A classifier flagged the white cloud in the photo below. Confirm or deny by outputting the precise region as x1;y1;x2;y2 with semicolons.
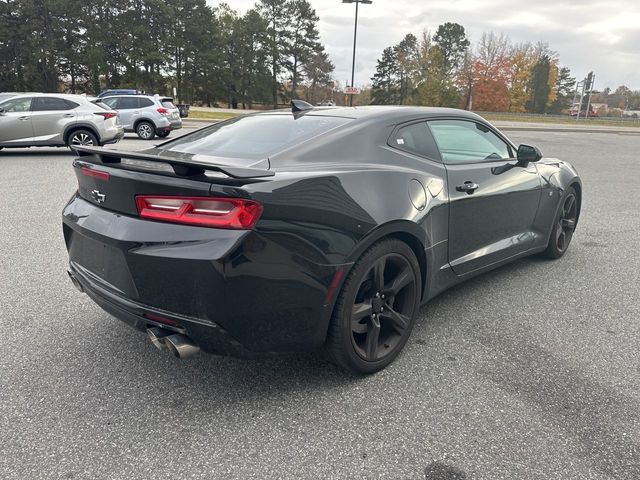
210;0;640;89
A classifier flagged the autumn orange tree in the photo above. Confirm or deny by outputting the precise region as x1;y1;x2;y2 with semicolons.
371;25;575;114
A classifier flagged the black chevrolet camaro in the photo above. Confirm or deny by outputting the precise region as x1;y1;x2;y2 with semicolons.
63;102;581;373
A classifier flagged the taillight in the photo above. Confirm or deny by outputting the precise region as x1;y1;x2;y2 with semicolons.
94;112;118;120
80;166;110;181
157;107;169;115
135;196;263;230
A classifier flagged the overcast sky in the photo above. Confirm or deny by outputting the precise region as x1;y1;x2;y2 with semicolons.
210;0;640;90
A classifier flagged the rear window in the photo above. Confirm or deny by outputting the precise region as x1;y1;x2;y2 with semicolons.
161;114;350;159
161;99;176;109
93;101;113;111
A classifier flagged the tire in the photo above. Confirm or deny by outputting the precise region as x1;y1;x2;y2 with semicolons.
542;186;578;259
325;239;421;374
67;129;99;148
156;131;170;138
136;121;156;140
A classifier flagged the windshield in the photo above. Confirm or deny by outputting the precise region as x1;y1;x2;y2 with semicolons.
0;93;18;104
161;114;350;159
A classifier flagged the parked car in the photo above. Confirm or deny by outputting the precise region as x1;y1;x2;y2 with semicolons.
0;93;124;150
63;102;582;374
100;94;182;140
97;89;140;98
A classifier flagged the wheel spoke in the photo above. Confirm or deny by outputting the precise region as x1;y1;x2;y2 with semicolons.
561;219;576;230
385;266;412;296
564;195;575;216
364;317;381;360
382;306;409;333
557;230;566;250
351;302;372;323
555;222;563;243
372;257;386;292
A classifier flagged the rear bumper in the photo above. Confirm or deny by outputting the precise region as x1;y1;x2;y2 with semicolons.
102;130;125;145
62;195;348;356
68;263;259;357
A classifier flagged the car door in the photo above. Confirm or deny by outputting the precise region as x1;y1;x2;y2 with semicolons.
0;97;34;145
428;119;541;276
115;97;140;130
30;97;78;145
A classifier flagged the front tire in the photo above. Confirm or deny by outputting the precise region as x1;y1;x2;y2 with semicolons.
543;186;578;259
325;239;421;374
68;130;98;148
136;121;156;140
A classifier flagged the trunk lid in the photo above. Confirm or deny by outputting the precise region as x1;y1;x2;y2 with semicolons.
72;146;273;217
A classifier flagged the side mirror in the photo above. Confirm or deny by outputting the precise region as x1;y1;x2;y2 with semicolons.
0;107;5;114
517;144;543;165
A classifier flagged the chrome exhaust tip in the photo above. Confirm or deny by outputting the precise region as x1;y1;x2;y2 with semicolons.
67;270;84;293
147;327;172;351
164;334;200;359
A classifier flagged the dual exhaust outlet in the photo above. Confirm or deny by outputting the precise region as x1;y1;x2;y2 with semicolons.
68;269;199;359
147;327;200;359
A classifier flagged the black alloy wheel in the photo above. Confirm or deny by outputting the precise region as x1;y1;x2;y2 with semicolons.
544;186;578;259
326;239;421;374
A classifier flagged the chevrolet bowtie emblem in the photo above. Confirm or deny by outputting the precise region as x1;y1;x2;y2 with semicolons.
91;189;106;204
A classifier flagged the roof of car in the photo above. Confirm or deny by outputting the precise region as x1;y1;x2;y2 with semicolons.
100;94;171;99
0;92;97;101
266;105;485;122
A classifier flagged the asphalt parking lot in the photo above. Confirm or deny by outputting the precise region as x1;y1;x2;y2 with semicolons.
1;128;639;480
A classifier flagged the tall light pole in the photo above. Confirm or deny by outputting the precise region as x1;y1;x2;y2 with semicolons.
343;0;372;107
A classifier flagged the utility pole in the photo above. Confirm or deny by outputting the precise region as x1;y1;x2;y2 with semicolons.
343;0;372;107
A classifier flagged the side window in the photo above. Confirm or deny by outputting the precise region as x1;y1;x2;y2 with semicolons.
392;122;441;160
101;98;118;108
32;97;74;111
428;120;512;163
117;97;139;110
138;98;154;108
1;97;32;112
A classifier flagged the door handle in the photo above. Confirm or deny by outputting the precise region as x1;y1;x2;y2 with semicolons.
63;113;75;117
19;116;30;121
456;182;479;194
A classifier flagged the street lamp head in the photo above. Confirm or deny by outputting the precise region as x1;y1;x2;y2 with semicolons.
342;0;373;4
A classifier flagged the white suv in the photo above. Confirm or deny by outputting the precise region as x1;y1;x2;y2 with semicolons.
0;93;124;150
100;95;182;140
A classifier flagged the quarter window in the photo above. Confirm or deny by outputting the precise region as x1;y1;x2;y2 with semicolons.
428;120;512;163
392;122;441;160
138;98;154;108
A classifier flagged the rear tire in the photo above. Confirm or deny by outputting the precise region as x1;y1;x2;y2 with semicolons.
542;186;578;259
136;121;155;140
325;239;421;374
68;129;98;148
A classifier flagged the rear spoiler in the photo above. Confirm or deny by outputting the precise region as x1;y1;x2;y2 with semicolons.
72;146;274;179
